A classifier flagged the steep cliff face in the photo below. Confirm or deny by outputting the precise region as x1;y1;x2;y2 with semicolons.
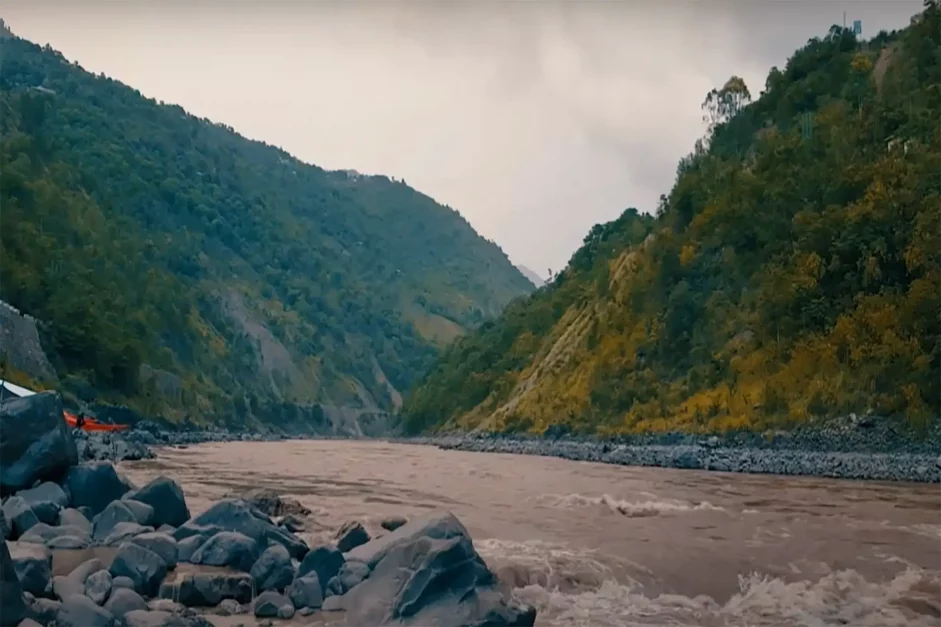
0;33;533;426
403;8;940;435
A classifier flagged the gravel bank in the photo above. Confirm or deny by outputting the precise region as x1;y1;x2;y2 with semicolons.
100;415;941;483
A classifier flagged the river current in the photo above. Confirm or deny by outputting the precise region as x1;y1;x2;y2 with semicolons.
122;440;941;627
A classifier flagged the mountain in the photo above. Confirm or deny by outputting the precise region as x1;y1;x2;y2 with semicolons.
0;30;534;427
402;4;940;436
516;265;545;288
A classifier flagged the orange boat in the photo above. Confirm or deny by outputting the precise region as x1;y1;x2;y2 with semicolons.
2;379;129;432
64;410;130;433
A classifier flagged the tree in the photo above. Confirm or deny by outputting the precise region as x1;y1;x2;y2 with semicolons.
702;76;752;134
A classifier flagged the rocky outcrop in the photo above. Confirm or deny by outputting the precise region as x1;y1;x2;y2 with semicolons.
0;392;77;495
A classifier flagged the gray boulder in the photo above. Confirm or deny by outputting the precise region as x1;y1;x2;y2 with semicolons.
296;545;344;590
187;500;307;559
103;522;155;546
7;542;52;596
57;593;116;627
93;501;139;540
176;536;206;563
335;520;370;553
249;544;295;592
189;531;259;572
19;523;90;547
112;576;136;590
1;497;39;539
85;569;113;605
1;540;27;626
103;587;148;617
381;515;408;532
121;500;155;527
333;559;369;594
253;590;294;619
342;510;537;627
109;542;167;597
223;488;310;517
0;392;78;496
16;482;68;524
58;508;93;534
16;482;69;508
160;572;253;607
124;477;188;528
131;532;178;570
287;574;323;610
63;462;130;515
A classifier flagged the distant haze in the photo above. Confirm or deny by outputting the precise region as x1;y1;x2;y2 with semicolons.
0;0;921;272
517;265;546;288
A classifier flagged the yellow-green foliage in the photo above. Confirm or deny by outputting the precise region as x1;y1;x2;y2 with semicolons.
402;7;940;435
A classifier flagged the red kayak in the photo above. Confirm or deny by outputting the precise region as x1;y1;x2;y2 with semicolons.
64;411;129;432
2;379;129;432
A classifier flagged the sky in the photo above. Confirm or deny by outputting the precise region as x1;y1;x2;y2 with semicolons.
0;1;923;276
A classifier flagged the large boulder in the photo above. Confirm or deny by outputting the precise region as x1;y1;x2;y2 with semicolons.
19;522;91;548
1;496;40;539
59;508;93;534
124;477;189;528
93;501;139;541
331;559;369;595
287;574;323;610
102;522;154;547
103;587;148;618
345;510;471;569
341;510;537;626
84;569;113;605
223;488;310;517
63;462;131;515
335;520;370;553
296;545;344;592
16;482;69;525
189;531;260;572
160;572;253;607
0;540;28;626
109;542;167;597
187;499;307;559
253;590;294;619
250;543;295;592
121;500;155;527
0;392;78;496
57;593;116;627
7;541;52;596
130;532;178;570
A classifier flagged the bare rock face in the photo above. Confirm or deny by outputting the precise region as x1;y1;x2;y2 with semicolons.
0;392;77;496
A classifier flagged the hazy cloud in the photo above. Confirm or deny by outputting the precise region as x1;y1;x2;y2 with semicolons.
0;0;921;273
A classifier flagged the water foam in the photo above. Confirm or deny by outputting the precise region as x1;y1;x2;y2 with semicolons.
511;567;941;627
479;537;940;627
532;492;726;517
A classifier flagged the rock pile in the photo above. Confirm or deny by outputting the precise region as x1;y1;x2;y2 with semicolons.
1;390;536;627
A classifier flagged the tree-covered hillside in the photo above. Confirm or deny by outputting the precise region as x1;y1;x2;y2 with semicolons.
0;30;533;425
402;4;940;436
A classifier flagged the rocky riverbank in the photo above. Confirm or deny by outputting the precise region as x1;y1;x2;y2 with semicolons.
409;416;941;483
0;391;537;627
53;395;941;483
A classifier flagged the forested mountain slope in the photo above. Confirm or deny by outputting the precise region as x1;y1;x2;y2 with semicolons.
403;5;940;436
0;29;533;425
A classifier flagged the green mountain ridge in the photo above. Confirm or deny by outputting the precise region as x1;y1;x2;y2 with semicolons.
402;4;940;436
0;30;534;426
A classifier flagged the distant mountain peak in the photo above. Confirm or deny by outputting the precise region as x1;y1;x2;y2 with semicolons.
516;265;545;287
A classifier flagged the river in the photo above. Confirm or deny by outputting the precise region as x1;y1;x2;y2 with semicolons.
121;440;941;627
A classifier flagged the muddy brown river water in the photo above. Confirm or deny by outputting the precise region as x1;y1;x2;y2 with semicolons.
120;440;941;627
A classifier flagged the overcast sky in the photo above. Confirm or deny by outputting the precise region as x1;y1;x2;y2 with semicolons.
1;1;922;275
